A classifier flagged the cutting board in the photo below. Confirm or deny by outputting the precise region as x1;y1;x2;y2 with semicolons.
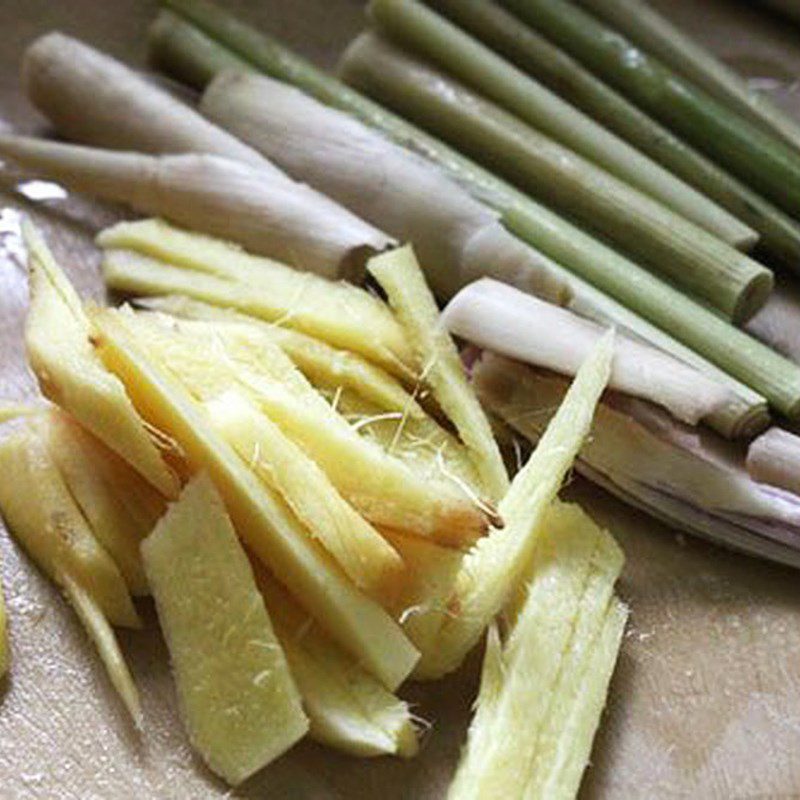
1;1;800;798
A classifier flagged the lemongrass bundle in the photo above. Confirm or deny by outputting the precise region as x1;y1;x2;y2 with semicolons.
747;428;800;497
368;0;755;250
500;0;800;217
150;2;800;420
476;354;800;569
0;136;392;280
443;278;732;427
578;0;800;155
340;31;773;324
427;0;800;272
200;71;569;303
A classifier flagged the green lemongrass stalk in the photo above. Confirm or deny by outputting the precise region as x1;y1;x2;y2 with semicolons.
579;0;800;155
200;71;569;303
426;0;800;273
499;0;800;217
0;136;392;280
148;10;250;90
151;1;800;418
341;31;773;324
368;0;755;251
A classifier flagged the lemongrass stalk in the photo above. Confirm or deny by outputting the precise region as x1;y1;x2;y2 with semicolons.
578;0;800;155
427;0;800;273
443;278;732;426
559;267;770;439
500;0;800;217
0;136;392;280
746;276;800;366
152;2;800;417
148;10;250;91
22;32;269;170
201;70;569;303
341;32;773;324
747;428;800;496
477;354;800;569
368;0;755;250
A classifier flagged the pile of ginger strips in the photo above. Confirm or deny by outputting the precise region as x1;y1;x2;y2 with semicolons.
0;216;626;798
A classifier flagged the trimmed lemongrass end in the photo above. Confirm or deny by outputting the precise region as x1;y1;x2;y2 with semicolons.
747;427;800;496
0;135;392;281
339;30;774;325
367;0;758;252
443;278;732;426
21;31;268;169
368;246;509;502
148;9;251;91
200;69;570;304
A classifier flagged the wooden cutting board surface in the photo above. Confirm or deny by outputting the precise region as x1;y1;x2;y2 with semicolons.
1;1;800;798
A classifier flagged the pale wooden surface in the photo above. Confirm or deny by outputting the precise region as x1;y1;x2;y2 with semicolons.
1;1;800;798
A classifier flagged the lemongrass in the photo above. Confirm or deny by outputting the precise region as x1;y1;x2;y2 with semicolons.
501;0;800;217
200;70;569;303
22;32;269;170
561;268;770;439
427;0;800;272
0;136;392;280
149;10;251;91
746;276;800;366
747;428;800;496
443;278;732;426
578;0;800;155
152;2;800;417
341;32;773;324
476;354;800;569
368;0;755;250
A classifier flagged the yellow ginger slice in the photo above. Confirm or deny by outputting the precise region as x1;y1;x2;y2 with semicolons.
23;221;178;498
141;474;308;785
256;567;418;758
62;572;142;727
416;333;614;679
114;309;490;547
447;503;626;800
98;219;413;372
368;245;508;501
47;411;165;595
91;308;419;689
205;390;403;594
0;425;139;628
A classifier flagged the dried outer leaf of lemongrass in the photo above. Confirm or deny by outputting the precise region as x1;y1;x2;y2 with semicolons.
205;390;404;595
0;136;393;281
747;428;800;497
136;296;426;417
368;0;756;251
141;474;308;785
97;220;414;375
23;221;179;498
92;307;420;690
256;567;418;758
443;278;732;426
477;354;800;569
200;70;570;304
368;246;509;502
415;331;614;679
448;502;625;800
22;32;267;169
61;572;142;728
115;308;490;548
0;426;140;629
